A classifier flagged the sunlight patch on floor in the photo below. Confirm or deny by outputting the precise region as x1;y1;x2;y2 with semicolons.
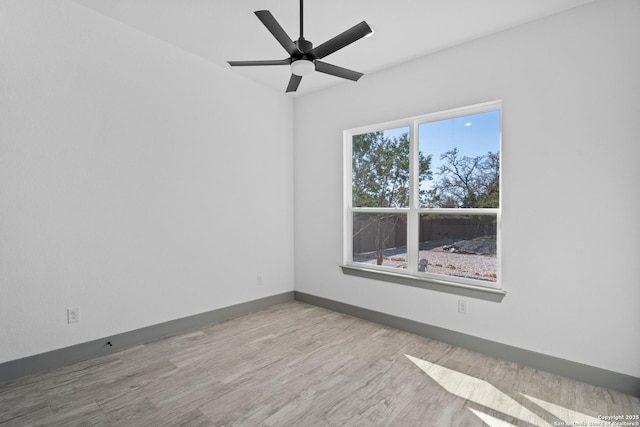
405;354;612;427
468;407;521;427
405;354;551;426
521;393;600;424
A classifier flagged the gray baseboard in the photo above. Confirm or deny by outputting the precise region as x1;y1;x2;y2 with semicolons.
294;291;640;397
0;292;294;385
3;290;638;398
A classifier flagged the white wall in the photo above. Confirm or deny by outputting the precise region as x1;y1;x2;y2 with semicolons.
294;0;640;377
0;1;294;363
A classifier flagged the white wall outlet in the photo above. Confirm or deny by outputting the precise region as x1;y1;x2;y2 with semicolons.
67;308;80;323
458;300;467;315
257;275;263;286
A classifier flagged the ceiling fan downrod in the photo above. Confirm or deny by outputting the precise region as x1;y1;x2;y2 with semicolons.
299;0;304;39
296;0;312;53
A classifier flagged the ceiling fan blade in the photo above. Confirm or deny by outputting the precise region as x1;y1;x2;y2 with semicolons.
315;61;364;81
286;74;302;92
310;21;372;59
228;59;292;67
255;10;301;57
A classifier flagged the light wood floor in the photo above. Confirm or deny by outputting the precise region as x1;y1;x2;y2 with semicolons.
1;301;638;426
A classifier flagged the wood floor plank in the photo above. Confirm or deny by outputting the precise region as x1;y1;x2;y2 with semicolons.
0;405;52;427
32;400;111;427
1;301;638;426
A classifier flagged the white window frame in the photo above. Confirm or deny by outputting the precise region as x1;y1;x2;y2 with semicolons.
342;101;506;301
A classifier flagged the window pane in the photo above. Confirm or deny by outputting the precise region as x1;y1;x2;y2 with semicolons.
352;127;410;208
418;214;497;282
353;213;407;268
419;111;500;208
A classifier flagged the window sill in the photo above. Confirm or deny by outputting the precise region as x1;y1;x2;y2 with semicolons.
340;265;506;303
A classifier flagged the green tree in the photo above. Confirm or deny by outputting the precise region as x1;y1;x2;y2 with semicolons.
430;148;499;208
352;131;432;207
475;151;500;208
352;131;432;264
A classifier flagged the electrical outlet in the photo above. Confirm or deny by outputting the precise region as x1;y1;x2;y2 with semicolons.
67;308;80;323
458;300;467;315
257;275;263;286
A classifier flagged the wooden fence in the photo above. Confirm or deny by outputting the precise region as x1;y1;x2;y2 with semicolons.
353;216;496;254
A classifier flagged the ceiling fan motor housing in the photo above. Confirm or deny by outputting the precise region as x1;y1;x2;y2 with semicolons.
296;38;313;53
291;38;315;76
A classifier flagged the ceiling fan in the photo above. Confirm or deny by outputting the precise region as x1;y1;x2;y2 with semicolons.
228;0;373;93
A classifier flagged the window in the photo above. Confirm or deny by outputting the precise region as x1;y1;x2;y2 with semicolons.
343;101;502;296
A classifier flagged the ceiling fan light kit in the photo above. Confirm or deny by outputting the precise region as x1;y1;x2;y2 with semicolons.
291;59;315;77
228;0;373;93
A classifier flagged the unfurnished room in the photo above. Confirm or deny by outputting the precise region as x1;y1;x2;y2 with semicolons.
1;0;639;425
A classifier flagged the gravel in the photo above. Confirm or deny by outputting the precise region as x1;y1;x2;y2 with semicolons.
355;238;497;282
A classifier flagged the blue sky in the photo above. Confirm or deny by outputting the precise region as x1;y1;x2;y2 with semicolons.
419;110;500;163
382;110;500;192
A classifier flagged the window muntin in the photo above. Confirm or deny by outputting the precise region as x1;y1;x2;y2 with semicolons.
344;101;501;289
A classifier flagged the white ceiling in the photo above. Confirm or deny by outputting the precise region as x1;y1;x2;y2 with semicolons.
72;0;597;96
